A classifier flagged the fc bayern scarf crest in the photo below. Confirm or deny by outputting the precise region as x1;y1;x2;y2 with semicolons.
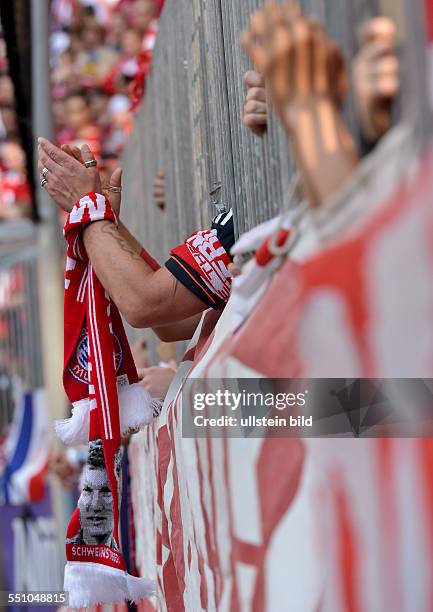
59;193;157;608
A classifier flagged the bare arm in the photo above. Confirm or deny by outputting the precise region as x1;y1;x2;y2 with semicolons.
153;313;202;342
242;6;358;209
82;220;207;328
284;99;357;208
38;139;209;330
117;219;145;256
115;221;202;338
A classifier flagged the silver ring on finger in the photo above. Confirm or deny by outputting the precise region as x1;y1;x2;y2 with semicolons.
84;159;97;168
108;185;122;193
42;167;50;179
41;178;48;188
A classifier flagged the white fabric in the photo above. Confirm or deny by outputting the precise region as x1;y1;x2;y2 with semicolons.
128;123;420;611
56;383;160;445
64;561;155;609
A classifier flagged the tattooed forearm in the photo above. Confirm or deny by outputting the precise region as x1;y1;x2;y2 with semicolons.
99;221;142;261
171;276;179;300
82;219;206;327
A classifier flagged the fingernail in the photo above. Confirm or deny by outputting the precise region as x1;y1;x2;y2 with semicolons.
82;144;90;152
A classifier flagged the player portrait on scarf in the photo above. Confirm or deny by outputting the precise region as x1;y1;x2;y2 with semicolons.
55;185;157;607
67;438;122;550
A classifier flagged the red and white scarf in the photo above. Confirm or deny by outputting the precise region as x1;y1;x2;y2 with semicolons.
59;193;157;608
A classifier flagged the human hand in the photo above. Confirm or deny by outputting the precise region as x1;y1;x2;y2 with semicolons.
60;143;123;216
49;450;78;490
242;2;357;208
38;137;101;212
228;262;241;278
137;366;175;400
102;167;122;217
153;170;166;209
131;337;149;369
353;17;398;142
241;2;348;129
243;70;268;137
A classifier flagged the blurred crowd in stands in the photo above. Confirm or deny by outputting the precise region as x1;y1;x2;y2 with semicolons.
0;0;164;222
51;0;164;174
0;35;31;221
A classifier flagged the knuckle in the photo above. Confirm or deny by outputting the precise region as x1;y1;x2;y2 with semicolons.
293;23;311;45
244;70;262;87
244;100;257;113
386;57;399;71
247;87;260;100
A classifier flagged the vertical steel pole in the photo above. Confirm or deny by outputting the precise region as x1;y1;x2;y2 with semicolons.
30;0;65;420
30;0;69;571
31;0;56;222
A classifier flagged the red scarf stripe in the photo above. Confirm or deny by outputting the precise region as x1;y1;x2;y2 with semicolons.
88;269;114;440
61;193;154;606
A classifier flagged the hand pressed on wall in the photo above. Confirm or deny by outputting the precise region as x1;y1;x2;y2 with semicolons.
353;17;399;143
243;70;268;137
137;366;176;401
241;2;348;127
50;449;79;490
241;2;358;208
153;170;166;209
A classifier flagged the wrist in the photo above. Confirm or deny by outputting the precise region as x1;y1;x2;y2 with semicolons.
65;193;117;233
281;98;358;208
280;95;337;134
82;218;113;237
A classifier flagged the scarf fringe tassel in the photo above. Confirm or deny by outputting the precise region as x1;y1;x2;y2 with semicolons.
64;561;155;609
56;383;162;445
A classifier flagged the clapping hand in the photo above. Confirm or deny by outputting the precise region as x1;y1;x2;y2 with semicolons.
38;138;101;212
38;138;123;215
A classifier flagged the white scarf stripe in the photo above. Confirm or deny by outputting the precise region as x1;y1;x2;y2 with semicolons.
220;209;233;226
87;272;109;440
77;265;89;303
90;269;113;440
66;257;77;271
88;270;112;440
89;271;113;440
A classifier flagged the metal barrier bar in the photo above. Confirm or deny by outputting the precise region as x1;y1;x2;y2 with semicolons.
0;222;43;431
122;0;382;246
